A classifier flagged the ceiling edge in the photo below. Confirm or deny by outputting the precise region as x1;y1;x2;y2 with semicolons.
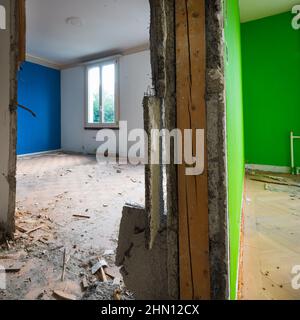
26;54;62;70
26;43;150;71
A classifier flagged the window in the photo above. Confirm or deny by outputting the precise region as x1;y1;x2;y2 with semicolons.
0;5;6;30
86;58;119;129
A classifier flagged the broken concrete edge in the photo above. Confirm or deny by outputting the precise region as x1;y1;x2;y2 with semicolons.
0;0;18;242
116;204;170;300
143;96;162;250
8;0;19;238
205;0;229;300
149;0;179;300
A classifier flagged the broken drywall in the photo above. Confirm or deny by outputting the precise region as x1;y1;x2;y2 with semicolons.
116;204;170;300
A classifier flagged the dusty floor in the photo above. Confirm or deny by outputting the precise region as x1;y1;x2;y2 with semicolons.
0;152;145;300
240;172;300;300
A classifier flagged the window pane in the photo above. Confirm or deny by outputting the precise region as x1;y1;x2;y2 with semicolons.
88;67;100;124
102;64;115;124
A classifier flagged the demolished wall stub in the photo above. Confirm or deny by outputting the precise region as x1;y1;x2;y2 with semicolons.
116;0;179;300
205;0;229;300
116;0;230;301
0;0;19;242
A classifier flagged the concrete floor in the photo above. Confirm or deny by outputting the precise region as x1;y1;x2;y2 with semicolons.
0;152;144;300
240;174;300;300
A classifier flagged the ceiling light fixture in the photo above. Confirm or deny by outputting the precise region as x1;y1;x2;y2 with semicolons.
65;16;83;27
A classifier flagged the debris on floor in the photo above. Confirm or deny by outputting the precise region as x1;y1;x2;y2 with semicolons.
248;171;300;188
265;183;300;195
82;282;134;301
0;153;144;300
240;173;300;300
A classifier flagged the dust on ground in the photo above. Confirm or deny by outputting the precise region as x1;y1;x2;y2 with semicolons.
0;152;144;300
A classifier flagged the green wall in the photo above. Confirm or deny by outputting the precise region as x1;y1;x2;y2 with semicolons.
242;12;300;168
224;0;245;300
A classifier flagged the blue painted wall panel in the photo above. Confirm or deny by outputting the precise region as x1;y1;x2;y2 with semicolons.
17;61;61;155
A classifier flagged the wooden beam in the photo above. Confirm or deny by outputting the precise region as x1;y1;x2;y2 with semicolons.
176;0;210;300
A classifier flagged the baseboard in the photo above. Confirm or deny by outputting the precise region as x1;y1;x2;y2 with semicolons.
17;149;62;158
245;164;290;174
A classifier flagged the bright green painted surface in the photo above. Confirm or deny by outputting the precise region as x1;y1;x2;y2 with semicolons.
242;12;300;168
224;0;245;300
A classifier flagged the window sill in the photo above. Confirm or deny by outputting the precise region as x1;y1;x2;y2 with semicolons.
84;126;120;131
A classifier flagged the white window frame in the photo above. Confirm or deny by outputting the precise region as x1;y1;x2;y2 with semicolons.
85;57;120;129
0;5;6;30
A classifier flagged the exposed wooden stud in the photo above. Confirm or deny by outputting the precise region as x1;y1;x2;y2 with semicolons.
176;0;210;300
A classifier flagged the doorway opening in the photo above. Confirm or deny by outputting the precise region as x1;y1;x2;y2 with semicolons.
224;0;300;300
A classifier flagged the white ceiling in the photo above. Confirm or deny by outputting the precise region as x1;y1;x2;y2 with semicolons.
240;0;300;23
26;0;150;66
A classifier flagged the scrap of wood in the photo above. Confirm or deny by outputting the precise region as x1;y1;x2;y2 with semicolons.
61;249;71;282
91;259;108;282
0;255;15;260
91;259;108;275
72;214;91;219
104;267;118;280
26;226;43;235
38;238;48;245
4;263;23;273
113;289;121;301
99;266;108;283
16;225;28;233
250;177;300;188
265;183;300;194
81;277;89;291
53;290;77;301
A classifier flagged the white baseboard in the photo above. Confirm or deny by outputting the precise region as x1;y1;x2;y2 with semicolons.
17;149;62;158
245;164;290;174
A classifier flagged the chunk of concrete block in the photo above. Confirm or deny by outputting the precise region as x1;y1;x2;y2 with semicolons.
116;204;169;300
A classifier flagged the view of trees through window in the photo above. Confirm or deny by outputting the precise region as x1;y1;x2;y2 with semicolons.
93;93;115;124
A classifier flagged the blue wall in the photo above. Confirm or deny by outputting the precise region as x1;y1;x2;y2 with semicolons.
17;61;61;155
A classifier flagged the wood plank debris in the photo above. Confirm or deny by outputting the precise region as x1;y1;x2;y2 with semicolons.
53;290;77;301
72;214;91;219
81;277;89;291
249;174;300;188
4;263;23;273
26;226;43;235
61;248;71;282
91;259;108;282
16;225;28;233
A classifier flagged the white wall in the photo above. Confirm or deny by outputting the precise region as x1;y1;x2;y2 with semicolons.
0;0;10;228
61;50;152;157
